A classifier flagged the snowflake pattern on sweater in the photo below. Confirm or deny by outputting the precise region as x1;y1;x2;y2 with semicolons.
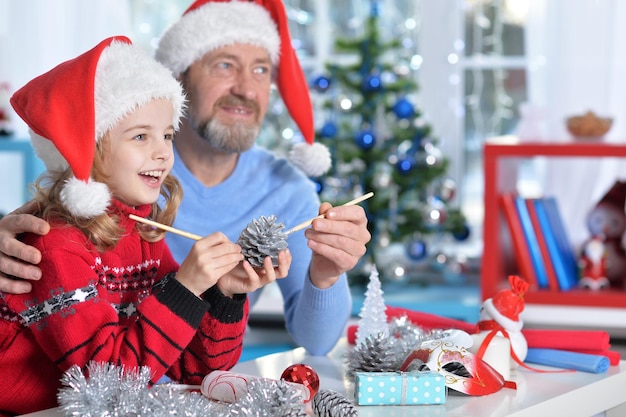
18;284;98;327
0;200;248;416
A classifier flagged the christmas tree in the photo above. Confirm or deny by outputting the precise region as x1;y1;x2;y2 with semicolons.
355;265;388;347
309;2;468;283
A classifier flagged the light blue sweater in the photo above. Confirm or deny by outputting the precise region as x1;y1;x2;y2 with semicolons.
166;145;352;355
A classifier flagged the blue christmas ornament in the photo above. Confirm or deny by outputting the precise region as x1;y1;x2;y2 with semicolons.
319;121;338;138
406;237;427;260
395;156;414;174
312;177;324;193
392;97;415;119
453;223;471;241
311;75;332;92
354;129;376;150
370;1;380;17
362;74;382;92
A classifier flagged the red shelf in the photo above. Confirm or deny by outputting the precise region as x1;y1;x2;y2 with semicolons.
484;139;626;158
524;289;626;308
481;136;626;314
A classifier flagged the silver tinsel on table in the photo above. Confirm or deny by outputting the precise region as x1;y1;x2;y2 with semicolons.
57;362;357;417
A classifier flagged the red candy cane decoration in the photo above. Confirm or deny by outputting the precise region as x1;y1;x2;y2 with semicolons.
199;370;310;403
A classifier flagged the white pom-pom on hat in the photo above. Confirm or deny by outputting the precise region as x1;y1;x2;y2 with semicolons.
156;0;331;177
10;36;185;218
60;177;112;219
289;142;332;178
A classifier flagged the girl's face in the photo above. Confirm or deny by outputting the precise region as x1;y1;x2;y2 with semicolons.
101;98;175;207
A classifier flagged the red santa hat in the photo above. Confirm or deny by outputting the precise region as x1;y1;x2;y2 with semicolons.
155;0;331;177
10;36;185;218
482;275;529;332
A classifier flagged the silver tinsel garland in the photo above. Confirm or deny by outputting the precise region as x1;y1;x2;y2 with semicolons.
57;362;357;417
237;215;288;267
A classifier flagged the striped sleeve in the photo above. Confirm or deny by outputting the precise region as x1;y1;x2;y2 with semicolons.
6;248;205;386
165;286;248;384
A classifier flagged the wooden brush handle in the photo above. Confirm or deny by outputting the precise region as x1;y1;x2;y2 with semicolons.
284;192;374;235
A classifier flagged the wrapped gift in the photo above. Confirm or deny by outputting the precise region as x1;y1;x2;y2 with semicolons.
354;371;446;406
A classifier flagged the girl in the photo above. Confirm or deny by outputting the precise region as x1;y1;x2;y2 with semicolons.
0;36;290;415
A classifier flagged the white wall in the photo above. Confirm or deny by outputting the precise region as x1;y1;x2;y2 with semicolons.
0;152;26;215
0;0;132;212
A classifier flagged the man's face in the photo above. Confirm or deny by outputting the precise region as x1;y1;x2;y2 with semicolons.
182;43;273;153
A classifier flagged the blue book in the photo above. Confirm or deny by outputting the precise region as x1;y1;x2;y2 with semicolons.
533;198;577;290
514;196;550;289
540;197;579;289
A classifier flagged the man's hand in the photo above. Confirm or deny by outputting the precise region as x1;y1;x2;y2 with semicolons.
305;203;370;289
0;201;49;294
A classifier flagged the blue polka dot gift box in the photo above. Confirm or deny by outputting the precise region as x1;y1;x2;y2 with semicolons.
355;371;446;406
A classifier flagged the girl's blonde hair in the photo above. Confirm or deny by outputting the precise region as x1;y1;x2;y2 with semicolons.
31;135;182;252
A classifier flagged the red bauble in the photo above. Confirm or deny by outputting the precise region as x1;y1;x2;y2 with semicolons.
280;363;320;402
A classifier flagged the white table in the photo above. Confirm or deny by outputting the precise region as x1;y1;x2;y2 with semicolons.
19;339;626;417
233;340;626;417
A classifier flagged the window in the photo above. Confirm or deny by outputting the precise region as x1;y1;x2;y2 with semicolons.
461;0;528;237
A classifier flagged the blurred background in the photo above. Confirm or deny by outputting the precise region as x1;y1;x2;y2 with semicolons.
2;0;626;357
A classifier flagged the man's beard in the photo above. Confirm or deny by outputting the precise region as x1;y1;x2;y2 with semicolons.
195;118;260;154
192;95;261;153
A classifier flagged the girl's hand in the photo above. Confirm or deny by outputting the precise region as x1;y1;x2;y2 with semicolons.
175;232;243;297
218;249;292;298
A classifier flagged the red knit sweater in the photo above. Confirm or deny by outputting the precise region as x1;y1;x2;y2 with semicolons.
0;200;248;416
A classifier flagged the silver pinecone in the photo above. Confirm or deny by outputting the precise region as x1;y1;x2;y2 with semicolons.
344;332;400;378
313;389;358;417
237;215;288;267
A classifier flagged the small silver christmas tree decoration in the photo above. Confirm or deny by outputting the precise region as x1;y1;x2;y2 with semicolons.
355;264;388;347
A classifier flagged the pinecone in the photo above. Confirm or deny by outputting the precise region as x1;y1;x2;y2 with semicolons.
237;215;288;267
279;408;309;417
313;390;358;417
344;332;400;378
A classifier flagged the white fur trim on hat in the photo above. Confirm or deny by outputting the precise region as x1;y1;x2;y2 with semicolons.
96;40;186;141
156;1;280;76
482;298;524;333
60;177;112;219
289;142;331;177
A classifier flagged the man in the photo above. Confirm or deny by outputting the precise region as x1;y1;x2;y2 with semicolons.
0;0;370;356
